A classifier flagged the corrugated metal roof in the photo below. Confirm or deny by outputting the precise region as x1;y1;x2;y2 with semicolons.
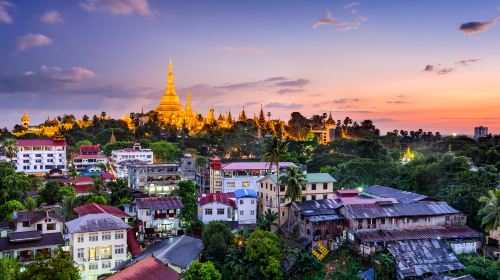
0;232;64;251
356;227;481;243
74;203;129;218
9;230;41;242
234;188;257;198
221;161;296;170
266;173;337;184
362;185;428;203
344;201;460;219
108;255;179;280
135;197;183;211
14;210;64;224
388;239;464;279
293;199;343;211
17;139;67;147
66;213;130;233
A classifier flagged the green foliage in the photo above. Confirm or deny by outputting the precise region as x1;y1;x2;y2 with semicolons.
39;181;64;205
479;189;500;233
0;200;23;221
61;195;79;219
57;186;76;200
245;230;283;279
182;261;222;280
280;166;306;202
21;196;39;211
149;141;182;162
257;209;279;231
292;253;325;280
175;180;198;226
108;179;132;206
0;163;34;202
102;141;132;156
202;221;234;265
86;195;109;205
18;249;80;280
448;254;500;280
0;255;19;280
75;140;92;151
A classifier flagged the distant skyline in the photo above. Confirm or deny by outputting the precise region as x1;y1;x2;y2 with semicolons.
1;0;499;135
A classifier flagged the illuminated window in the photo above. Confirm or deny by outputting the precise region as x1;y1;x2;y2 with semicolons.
227;182;236;187
242;181;250;187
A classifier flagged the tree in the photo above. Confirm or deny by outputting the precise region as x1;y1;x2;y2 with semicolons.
182;261;222;280
0;255;19;280
21;196;39;211
150;141;182;162
86;195;109;205
57;186;76;200
0;200;23;221
479;189;500;233
280;166;306;202
39;181;63;205
245;230;282;279
202;221;234;265
292;253;325;280
257;209;279;231
262;136;289;224
175;180;198;226
61;195;79;219
1;138;18;168
108;179;132;206
91;175;106;196
19;249;80;280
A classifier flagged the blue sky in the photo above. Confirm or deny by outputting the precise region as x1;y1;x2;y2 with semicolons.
1;0;499;134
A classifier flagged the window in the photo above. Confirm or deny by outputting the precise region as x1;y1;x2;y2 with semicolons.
323;183;328;190
35;154;41;157
89;263;98;270
239;200;244;205
279;185;285;192
368;218;376;229
23;221;30;227
77;234;84;242
380;218;386;225
281;211;285;217
403;217;410;223
77;248;84;259
46;223;56;230
391;218;396;224
115;260;123;267
242;181;250;187
445;215;450;221
323;195;328;199
23;154;29;158
251;199;255;205
217;208;225;215
115;231;124;239
311;195;316;200
115;245;124;254
239;210;244;215
227;182;236;187
102;261;111;269
279;197;285;204
260;183;264;189
250;210;255;215
311;184;316;191
358;220;363;229
89;233;98;242
315;229;321;236
102;232;111;240
23;160;29;163
425;217;431;222
412;217;419;223
205;208;213;215
301;185;306;191
302;196;306;201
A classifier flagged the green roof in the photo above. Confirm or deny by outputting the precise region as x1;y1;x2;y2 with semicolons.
266;173;336;184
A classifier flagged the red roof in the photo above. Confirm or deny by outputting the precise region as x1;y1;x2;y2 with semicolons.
80;144;99;154
72;184;95;193
198;193;236;207
72;154;107;160
107;255;179;280
221;161;295;170
127;228;142;257
101;172;115;180
74;203;129;218
17;139;67;147
68;176;94;184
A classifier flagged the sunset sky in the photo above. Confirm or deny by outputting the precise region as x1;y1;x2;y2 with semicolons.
1;0;499;135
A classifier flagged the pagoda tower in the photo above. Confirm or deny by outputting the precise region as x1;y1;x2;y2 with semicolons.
258;104;266;128
21;112;30;129
182;92;196;128
156;59;184;121
238;107;248;122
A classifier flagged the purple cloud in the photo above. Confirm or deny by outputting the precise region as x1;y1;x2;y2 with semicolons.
312;10;367;31
40;10;64;24
16;34;52;51
0;1;13;24
459;17;499;34
266;102;303;109
80;0;153;16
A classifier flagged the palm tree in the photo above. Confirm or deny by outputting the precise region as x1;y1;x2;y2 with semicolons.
21;197;39;211
257;209;279;231
91;175;105;196
280;166;306;228
2;138;18;168
61;195;79;219
479;189;500;233
262;136;288;225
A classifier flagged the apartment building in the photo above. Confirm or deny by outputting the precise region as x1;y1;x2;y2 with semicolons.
127;163;180;195
15;137;67;175
111;141;153;178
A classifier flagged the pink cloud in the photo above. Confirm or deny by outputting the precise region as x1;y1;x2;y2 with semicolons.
80;0;153;16
0;1;14;24
40;10;64;24
16;34;53;51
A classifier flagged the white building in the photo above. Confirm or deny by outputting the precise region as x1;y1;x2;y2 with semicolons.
66;213;130;280
15;138;67;175
234;189;257;225
72;145;108;172
197;193;237;224
111;141;153;178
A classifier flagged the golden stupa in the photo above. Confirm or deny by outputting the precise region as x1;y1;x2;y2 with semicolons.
156;59;183;120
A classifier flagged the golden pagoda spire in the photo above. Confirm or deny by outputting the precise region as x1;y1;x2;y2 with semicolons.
156;59;183;120
108;129;117;145
186;92;192;111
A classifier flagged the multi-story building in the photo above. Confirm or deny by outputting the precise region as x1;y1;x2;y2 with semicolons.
258;173;337;226
111;141;153;178
15;137;67;176
127;163;180;195
474;126;488;140
197;193;237;224
179;154;196;180
234;189;258;225
134;196;184;240
0;210;65;262
195;158;210;193
72;145;108;172
66;213;130;280
209;157;297;194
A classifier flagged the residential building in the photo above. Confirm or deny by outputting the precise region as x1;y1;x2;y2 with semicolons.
179;154;196;180
72;144;108;172
107;255;179;280
66;213;130;280
134;196;183;240
258;173;337;226
127;163;180;195
111;141;153;178
0;210;65;262
112;235;203;274
195;158;210;193
474;126;488;140
198;193;237;225
15;137;67;176
234;189;258;225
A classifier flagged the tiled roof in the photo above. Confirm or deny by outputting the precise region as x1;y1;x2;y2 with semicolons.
68;176;94;184
9;230;41;242
14;210;64;224
265;173;336;184
135;196;183;211
425;275;476;280
74;203;129;218
356;227;482;242
362;185;428;203
388;239;465;279
234;188;257;199
198;193;236;207
108;255;179;280
66;213;130;233
101;172;115;180
343;201;461;219
72;184;95;193
72;154;107;160
221;161;296;170
79;145;99;154
0;232;64;251
17;139;67;147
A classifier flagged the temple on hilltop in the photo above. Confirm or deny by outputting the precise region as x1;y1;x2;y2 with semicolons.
12;112;73;137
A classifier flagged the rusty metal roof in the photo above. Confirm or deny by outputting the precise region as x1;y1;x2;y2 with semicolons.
388;239;465;279
356;226;481;242
344;201;460;219
362;185;428;203
108;255;179;280
0;232;64;251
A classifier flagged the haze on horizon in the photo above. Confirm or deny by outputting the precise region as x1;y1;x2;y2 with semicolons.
0;0;499;135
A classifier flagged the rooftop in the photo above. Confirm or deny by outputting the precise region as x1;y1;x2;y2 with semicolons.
14;210;64;224
0;232;64;251
66;213;130;233
198;193;236;207
74;203;129;219
343;201;461;219
108;255;179;280
17;139;67;147
135;196;183;211
234;188;258;199
362;185;429;203
79;144;99;154
356;227;481;243
72;154;107;160
265;172;337;184
221;161;296;170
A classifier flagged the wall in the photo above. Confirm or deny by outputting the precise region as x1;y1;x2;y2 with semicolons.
198;202;235;223
236;197;257;224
